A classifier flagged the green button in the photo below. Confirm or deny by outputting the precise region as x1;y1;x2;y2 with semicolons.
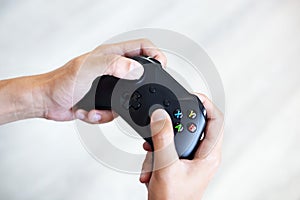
174;123;184;133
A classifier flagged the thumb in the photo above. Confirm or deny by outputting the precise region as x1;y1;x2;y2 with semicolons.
102;54;144;80
77;54;144;87
72;54;144;105
150;109;178;171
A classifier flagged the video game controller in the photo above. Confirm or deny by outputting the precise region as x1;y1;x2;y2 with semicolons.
76;55;207;159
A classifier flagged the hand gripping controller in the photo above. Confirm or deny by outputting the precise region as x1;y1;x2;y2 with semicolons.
76;56;207;159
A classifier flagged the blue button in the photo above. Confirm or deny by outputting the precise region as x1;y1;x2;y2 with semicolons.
173;109;183;119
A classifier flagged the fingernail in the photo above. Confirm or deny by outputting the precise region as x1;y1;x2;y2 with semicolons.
151;109;167;123
140;170;148;179
93;113;101;121
77;111;85;120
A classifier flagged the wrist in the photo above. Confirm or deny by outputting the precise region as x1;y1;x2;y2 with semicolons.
0;74;48;124
13;75;47;120
28;74;51;119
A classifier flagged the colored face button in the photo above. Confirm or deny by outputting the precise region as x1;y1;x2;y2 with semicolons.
187;123;197;133
173;109;183;119
187;109;197;119
174;123;184;133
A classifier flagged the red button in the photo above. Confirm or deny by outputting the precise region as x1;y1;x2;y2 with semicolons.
187;123;197;133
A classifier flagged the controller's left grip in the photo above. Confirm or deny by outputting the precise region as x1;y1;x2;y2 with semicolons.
74;75;120;111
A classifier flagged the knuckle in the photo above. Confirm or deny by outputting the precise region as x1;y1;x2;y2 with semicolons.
114;56;131;68
152;130;171;143
106;55;119;66
199;93;209;101
108;56;126;70
139;38;152;44
93;44;105;52
70;54;86;67
151;120;173;143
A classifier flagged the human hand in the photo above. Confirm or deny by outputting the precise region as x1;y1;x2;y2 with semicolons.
139;94;224;200
36;39;166;123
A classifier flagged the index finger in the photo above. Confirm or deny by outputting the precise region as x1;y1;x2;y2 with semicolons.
193;93;224;159
196;93;223;120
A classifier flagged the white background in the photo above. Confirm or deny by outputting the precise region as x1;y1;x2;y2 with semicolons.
0;0;300;199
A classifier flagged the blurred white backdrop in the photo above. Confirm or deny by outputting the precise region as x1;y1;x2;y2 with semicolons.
1;0;300;199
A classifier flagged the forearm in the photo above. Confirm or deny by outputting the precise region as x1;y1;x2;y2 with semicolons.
0;75;46;124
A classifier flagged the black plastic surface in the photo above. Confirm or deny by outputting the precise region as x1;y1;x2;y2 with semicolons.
75;55;207;159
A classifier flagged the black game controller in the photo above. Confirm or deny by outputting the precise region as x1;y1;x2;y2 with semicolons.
76;55;207;159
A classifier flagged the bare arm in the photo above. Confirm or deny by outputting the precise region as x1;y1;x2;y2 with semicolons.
0;75;46;124
0;39;166;125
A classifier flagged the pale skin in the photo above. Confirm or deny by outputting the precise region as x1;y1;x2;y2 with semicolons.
0;39;224;200
141;94;224;200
